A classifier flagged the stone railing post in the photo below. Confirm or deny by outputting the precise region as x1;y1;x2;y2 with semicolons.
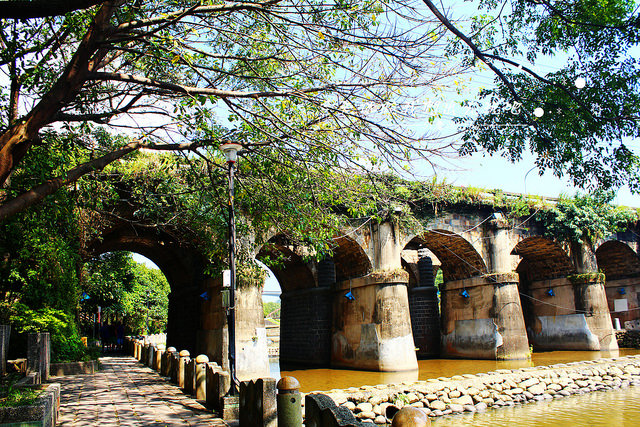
205;362;230;412
184;357;196;394
277;377;302;427
147;344;156;367
195;355;209;401
170;350;180;383
0;325;10;376
239;377;276;427
162;346;176;377
27;332;50;383
177;350;190;389
134;340;141;360
142;343;150;364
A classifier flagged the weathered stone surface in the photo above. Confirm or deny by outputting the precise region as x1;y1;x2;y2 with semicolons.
357;402;374;413
358;411;376;419
528;384;546;395
429;400;446;411
449;404;464;413
519;378;539;388
374;415;386;424
448;390;461;398
475;402;488;411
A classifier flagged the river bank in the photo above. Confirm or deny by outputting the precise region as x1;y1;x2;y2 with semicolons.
312;354;640;425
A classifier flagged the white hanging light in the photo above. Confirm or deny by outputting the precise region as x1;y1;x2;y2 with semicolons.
575;77;586;89
219;142;243;163
533;107;544;118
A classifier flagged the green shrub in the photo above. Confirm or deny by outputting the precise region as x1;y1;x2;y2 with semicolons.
4;303;88;362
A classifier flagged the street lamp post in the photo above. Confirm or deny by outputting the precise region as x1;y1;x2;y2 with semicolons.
220;142;243;395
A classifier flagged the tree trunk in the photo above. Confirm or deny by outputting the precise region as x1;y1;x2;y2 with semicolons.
0;2;119;186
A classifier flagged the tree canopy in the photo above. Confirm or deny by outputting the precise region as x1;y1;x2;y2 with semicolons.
424;0;640;191
0;0;459;221
0;0;638;225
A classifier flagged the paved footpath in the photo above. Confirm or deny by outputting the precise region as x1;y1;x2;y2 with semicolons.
55;356;231;426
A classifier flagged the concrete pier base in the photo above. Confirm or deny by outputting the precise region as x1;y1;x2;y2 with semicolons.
331;273;418;372
441;274;529;360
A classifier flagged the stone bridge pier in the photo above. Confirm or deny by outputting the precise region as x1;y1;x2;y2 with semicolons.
515;238;618;352
427;220;530;360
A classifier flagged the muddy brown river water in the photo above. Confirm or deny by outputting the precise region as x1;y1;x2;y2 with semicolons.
271;349;640;426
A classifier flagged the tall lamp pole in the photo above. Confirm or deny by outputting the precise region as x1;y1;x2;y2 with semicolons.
220;142;243;394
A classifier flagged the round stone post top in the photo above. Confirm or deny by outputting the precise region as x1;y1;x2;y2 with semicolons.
195;355;209;364
391;407;431;427
179;350;190;357
277;376;300;393
167;347;177;352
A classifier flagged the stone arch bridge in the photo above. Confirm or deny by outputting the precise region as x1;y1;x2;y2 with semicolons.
84;202;640;378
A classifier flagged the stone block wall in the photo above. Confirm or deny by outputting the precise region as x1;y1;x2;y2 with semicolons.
280;288;332;366
409;287;440;358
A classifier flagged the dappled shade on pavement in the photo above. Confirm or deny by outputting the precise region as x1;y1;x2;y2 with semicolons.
56;356;229;426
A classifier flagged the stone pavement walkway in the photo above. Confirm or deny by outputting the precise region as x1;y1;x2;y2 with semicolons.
55;356;231;426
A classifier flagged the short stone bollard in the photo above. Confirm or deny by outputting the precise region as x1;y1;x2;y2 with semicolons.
391;407;431;427
184;358;196;395
134;341;141;360
177;350;190;389
239;377;276;427
195;355;209;401
276;376;302;427
154;345;164;372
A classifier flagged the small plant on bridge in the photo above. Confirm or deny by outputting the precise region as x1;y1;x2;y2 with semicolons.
536;191;638;245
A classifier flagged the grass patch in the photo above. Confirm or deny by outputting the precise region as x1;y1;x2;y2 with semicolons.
0;385;41;407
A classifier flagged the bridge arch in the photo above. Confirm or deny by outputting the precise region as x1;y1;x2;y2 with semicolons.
596;240;640;326
405;229;487;282
512;236;574;282
256;235;315;292
596;240;640;281
85;224;209;356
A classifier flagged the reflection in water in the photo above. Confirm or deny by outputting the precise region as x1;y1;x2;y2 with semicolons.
431;385;640;427
272;349;640;393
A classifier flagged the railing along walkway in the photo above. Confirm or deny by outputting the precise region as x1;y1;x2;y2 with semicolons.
56;355;229;426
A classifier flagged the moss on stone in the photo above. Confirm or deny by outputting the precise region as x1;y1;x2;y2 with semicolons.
567;272;606;284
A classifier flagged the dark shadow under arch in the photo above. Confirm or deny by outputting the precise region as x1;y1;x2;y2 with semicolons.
596;240;640;281
86;225;208;353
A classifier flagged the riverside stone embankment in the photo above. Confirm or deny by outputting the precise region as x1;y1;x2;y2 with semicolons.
313;355;640;425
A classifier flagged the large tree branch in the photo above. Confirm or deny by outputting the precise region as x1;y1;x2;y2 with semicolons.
0;140;202;222
0;1;120;186
0;0;104;19
88;71;380;98
51;91;145;124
